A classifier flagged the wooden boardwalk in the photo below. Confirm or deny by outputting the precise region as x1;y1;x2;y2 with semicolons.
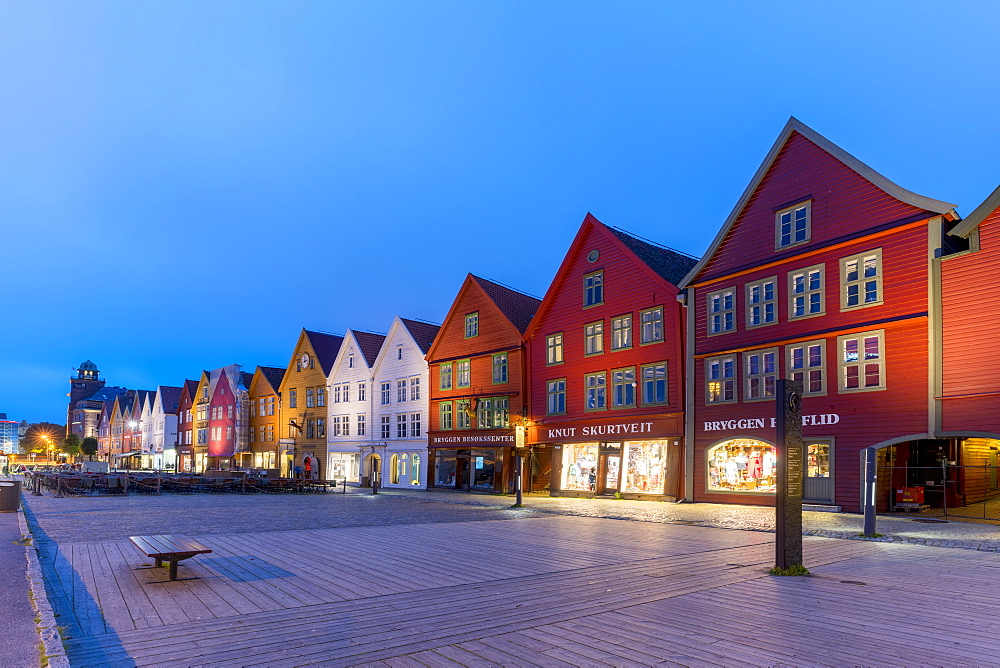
43;515;1000;667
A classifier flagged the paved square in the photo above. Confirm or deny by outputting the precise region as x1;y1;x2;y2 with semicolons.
23;491;1000;667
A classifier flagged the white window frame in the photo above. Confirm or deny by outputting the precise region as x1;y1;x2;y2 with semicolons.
775;201;811;250
611;314;632;350
786;340;826;396
705;354;736;404
584;372;606;412
707;288;736;335
838;330;886;392
547;378;567;415
639;306;664;344
546;333;564;365
584;321;604;355
841;249;883;311
789;264;825;320
410;376;420;400
743;348;778;401
380;382;391;405
745;277;777;328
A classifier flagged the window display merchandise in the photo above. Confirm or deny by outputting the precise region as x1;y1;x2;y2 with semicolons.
562;443;598;491
807;442;830;478
435;450;458;486
623;441;666;494
707;439;776;493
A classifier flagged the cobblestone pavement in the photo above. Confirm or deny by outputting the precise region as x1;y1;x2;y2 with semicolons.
20;484;1000;551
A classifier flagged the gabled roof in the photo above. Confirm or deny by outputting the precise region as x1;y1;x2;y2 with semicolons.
257;366;286;393
524;213;696;341
353;331;387;367
680;117;956;287
80;386;128;403
157;386;183;413
471;275;541;334
304;330;345;376
400;318;441;353
950;184;999;238
183;379;200;397
240;371;254;389
607;228;698;287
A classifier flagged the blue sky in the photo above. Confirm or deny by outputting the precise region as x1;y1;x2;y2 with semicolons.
3;1;998;424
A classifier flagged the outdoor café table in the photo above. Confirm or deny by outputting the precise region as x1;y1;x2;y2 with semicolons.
128;535;212;582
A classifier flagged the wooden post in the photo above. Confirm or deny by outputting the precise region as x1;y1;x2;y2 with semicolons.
775;379;803;570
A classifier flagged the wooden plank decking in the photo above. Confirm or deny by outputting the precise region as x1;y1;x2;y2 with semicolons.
42;515;1000;667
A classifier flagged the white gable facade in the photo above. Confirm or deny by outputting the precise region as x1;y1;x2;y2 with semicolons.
368;317;430;489
151;388;179;471
326;330;381;484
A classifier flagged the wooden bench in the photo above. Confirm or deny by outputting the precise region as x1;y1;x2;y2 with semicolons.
128;535;212;582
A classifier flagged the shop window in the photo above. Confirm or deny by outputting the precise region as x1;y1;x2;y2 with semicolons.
390;454;400;484
439;402;453;430
440;364;453;390
584;271;604;307
456;359;471;388
411;454;421;485
807;442;831;478
641;362;668;406
584;321;604;355
838;330;885;391
707;288;736;335
471;450;496;489
435;450;458;486
585;373;606;411
787;340;825;395
465;312;479;338
789;265;825;319
744;349;777;401
707;439;776;493
841;249;882;310
546;333;564;365
745;277;777;327
640;307;663;344
775;201;811;249
611;367;636;407
547;379;567;415
457;400;472;429
611;314;632;350
623;441;666;494
492;353;508;384
562;443;598;492
706;355;736;403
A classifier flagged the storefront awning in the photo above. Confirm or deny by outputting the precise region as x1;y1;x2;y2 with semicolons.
112;451;141;459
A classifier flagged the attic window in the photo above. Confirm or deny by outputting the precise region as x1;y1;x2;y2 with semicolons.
465;312;479;338
349;355;354;368
397;346;403;360
776;202;811;249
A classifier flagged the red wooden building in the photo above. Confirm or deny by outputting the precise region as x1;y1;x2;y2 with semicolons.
425;274;540;493
681;118;962;512
175;379;198;472
938;184;1000;509
524;214;696;499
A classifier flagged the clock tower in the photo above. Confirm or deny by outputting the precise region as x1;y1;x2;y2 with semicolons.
67;360;107;436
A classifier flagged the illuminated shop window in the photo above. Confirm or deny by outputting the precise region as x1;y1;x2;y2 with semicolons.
623;441;667;494
562;443;598;492
707;439;776;493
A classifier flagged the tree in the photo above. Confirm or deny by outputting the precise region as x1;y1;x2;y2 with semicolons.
62;434;82;460
80;437;99;462
21;422;65;460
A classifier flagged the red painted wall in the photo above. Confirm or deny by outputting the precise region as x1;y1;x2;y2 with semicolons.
941;206;1000;433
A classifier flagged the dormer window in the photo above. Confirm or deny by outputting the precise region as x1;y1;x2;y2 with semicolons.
776;201;811;249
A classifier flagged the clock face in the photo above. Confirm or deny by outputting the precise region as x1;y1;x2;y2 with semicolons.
300;353;310;367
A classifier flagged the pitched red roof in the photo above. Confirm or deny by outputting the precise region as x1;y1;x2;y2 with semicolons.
471;275;541;334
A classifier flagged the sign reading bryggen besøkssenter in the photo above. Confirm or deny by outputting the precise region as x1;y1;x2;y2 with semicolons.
702;414;841;431
430;433;515;445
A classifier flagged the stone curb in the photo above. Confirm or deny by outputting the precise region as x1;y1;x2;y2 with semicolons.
18;494;70;668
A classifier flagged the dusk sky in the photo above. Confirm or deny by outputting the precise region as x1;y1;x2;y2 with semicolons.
3;2;998;424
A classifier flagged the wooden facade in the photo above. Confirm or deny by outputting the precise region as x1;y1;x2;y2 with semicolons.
247;366;285;473
425;274;540;493
525;214;695;499
682;118;958;512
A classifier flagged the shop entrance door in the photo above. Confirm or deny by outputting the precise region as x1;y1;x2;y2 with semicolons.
598;443;622;495
803;441;833;503
456;457;470;490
